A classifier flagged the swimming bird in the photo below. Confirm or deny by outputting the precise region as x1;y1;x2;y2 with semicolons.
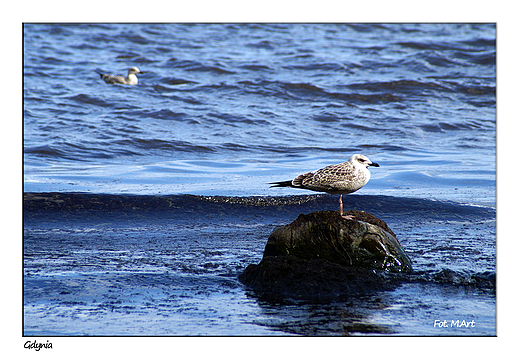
99;66;143;85
270;154;380;219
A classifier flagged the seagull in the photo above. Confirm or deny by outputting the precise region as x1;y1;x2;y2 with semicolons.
270;154;380;219
99;66;143;85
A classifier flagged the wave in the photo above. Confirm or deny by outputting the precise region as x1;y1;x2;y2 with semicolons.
24;192;494;220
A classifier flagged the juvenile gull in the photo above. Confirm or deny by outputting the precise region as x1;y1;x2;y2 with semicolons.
99;66;143;85
270;154;380;219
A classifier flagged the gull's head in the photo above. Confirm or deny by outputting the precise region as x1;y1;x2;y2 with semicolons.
128;67;142;75
350;154;380;168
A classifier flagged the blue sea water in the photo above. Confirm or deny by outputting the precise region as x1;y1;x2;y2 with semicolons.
23;23;496;336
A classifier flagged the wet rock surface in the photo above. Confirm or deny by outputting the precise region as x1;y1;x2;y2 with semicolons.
265;210;412;273
240;210;413;300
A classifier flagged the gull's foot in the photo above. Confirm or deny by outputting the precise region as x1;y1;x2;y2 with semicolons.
341;214;355;220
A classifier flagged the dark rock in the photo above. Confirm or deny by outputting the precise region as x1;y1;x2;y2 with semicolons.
430;269;496;291
264;210;412;273
239;210;412;300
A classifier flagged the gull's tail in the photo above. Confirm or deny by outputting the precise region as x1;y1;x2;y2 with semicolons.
270;180;294;188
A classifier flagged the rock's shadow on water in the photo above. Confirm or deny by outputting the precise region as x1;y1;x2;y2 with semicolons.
249;291;399;335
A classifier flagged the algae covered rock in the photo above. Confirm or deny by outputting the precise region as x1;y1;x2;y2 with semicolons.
263;210;412;273
239;210;412;300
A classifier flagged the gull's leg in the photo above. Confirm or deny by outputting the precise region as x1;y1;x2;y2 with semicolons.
339;194;354;220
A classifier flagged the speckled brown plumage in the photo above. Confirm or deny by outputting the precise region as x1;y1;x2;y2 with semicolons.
271;154;380;217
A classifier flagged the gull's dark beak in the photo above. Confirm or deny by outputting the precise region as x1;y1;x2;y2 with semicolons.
370;162;380;167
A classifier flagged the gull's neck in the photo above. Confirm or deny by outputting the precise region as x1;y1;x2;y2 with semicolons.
127;73;138;85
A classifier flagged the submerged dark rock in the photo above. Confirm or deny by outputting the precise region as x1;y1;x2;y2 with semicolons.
240;210;412;300
239;255;397;301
